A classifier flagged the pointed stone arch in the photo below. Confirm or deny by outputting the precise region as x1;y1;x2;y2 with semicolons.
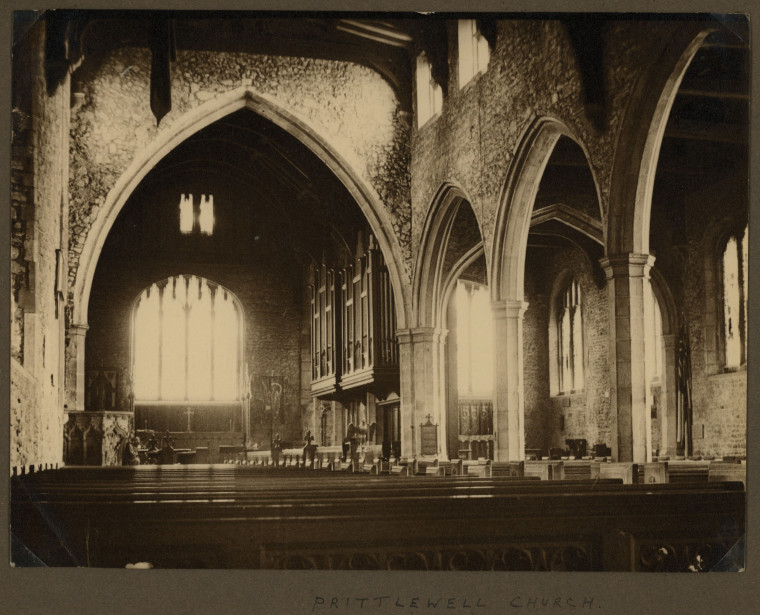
71;87;409;328
491;117;601;305
490;116;601;461
412;181;484;329
68;88;410;411
607;27;712;257
403;181;487;459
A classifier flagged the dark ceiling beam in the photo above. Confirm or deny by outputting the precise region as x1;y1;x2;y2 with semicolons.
414;20;449;95
530;203;604;246
676;77;748;99
43;10;86;95
148;15;176;125
562;16;606;132
134;161;354;259
676;88;749;101
664;122;747;144
335;19;413;48
475;17;498;49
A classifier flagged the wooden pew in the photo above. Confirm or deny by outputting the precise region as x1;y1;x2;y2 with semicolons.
599;462;637;484
563;460;600;480
666;460;710;483
416;458;445;476
525;460;564;480
11;465;744;571
463;458;492;477
708;461;746;486
492;461;525;477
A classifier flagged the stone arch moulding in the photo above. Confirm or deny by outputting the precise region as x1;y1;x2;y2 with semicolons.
607;26;712;257
72;87;410;329
491;116;600;305
411;181;484;329
648;266;677;338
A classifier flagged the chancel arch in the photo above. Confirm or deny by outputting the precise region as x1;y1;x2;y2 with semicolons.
69;89;410;413
82;102;403;457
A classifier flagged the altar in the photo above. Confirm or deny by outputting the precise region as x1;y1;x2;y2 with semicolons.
137;430;246;463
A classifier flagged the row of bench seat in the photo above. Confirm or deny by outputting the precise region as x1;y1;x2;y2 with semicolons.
11;464;744;570
224;450;746;486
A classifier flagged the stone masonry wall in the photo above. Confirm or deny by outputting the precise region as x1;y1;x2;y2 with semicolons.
68;46;412;302
10;23;69;473
523;246;611;454
410;20;673;265
672;176;747;457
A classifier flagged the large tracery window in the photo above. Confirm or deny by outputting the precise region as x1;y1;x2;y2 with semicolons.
722;224;748;370
132;275;241;402
557;278;584;394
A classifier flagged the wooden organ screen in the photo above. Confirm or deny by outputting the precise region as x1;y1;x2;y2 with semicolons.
340;238;398;389
310;262;338;396
309;235;399;397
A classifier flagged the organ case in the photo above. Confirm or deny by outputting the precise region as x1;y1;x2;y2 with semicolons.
309;234;398;399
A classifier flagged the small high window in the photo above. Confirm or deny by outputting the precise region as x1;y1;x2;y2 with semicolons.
416;52;443;128
722;224;748;370
179;194;194;233
199;194;214;235
458;19;490;88
178;193;215;235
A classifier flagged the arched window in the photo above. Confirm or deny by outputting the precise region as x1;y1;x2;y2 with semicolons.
416;52;443;128
455;280;493;396
722;224;748;370
132;275;242;402
556;278;584;394
458;19;490;88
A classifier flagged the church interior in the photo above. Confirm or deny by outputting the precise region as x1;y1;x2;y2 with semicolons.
9;11;748;571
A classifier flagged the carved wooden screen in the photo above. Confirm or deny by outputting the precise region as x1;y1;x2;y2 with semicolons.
310;262;338;395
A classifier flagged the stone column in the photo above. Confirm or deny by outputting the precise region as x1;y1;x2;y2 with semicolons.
66;323;89;411
660;333;678;457
600;254;654;462
397;329;415;458
492;300;528;462
397;327;446;458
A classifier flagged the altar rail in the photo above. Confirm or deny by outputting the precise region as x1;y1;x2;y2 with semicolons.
11;465;744;571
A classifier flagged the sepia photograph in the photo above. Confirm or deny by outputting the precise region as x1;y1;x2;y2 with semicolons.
6;4;752;602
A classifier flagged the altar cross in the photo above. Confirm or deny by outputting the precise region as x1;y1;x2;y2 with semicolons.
184;407;194;432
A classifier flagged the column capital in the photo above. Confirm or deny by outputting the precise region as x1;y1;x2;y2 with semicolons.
396;327;446;345
69;323;89;337
491;300;529;320
600;253;655;280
